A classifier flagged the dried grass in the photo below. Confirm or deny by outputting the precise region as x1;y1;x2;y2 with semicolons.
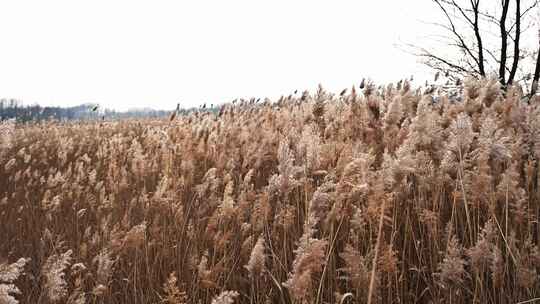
1;78;540;303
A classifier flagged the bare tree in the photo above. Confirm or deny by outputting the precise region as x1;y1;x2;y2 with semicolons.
415;0;540;95
531;17;540;95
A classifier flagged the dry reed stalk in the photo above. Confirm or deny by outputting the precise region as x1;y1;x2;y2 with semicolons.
367;197;387;304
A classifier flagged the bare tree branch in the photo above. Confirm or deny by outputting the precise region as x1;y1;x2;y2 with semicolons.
419;52;478;75
484;48;513;74
414;0;539;94
508;0;539;33
471;0;487;76
440;0;537;33
442;0;476;26
432;0;483;73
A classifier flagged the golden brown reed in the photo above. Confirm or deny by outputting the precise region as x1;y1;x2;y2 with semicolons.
1;78;540;303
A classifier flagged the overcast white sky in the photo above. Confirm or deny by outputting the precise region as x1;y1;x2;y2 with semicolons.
0;0;435;110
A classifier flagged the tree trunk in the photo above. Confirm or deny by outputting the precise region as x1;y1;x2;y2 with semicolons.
531;48;540;97
472;1;486;76
507;0;521;85
499;0;510;85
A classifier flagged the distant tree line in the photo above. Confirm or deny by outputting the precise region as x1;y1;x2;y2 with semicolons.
0;98;177;122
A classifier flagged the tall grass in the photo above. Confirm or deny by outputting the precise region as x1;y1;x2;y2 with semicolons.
1;78;540;303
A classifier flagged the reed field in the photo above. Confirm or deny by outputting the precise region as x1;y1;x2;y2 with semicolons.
2;78;540;304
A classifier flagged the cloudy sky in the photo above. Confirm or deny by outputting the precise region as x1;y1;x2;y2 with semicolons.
0;0;436;110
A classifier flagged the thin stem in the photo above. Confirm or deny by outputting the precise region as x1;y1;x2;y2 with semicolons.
367;197;387;304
